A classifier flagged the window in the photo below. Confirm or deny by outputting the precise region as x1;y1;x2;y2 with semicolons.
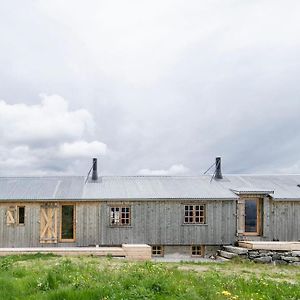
61;205;75;241
244;199;261;235
110;207;131;226
191;245;204;257
184;205;206;224
6;206;25;226
17;206;25;225
152;245;164;257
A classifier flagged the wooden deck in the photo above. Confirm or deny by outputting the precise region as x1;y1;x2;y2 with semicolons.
0;244;152;260
239;241;300;251
0;247;125;257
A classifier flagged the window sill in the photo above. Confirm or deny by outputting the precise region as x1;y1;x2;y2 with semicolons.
243;233;260;236
109;225;132;228
182;223;208;226
60;239;76;243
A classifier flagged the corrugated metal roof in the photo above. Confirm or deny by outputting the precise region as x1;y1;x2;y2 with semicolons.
0;177;84;200
0;174;299;201
83;176;237;200
220;175;300;200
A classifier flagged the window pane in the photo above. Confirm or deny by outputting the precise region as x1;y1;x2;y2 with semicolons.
61;205;74;239
245;200;257;232
18;207;25;224
110;207;130;225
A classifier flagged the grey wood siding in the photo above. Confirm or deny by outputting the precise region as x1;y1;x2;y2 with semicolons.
2;199;300;247
0;200;237;247
270;200;300;241
99;200;236;245
0;203;40;247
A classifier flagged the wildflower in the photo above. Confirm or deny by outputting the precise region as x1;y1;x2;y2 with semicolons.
222;290;232;297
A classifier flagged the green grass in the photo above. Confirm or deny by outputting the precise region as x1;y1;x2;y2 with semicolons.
0;255;300;300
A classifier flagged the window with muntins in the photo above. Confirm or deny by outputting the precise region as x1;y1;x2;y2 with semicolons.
110;207;131;226
152;245;164;256
191;245;203;256
184;205;206;224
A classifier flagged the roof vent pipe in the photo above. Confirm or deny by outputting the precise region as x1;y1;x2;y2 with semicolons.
92;158;98;181
215;157;223;179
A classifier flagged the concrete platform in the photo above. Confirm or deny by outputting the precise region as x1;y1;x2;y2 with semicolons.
239;241;300;251
0;244;152;260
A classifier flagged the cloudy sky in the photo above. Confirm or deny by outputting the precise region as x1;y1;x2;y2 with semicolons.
0;0;300;176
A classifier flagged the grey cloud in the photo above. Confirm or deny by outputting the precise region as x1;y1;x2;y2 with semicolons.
0;1;300;176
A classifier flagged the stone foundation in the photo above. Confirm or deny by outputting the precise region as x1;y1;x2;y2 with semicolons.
220;246;300;265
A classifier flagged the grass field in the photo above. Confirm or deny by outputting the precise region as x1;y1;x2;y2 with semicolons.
0;254;300;300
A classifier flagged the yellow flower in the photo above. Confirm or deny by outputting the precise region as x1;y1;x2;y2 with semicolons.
222;290;232;297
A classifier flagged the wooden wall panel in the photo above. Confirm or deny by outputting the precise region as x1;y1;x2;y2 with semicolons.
0;199;237;247
270;201;300;241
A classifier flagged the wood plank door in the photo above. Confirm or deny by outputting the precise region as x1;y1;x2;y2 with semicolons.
40;203;58;244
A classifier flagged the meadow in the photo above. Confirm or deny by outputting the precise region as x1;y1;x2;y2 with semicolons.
0;254;300;300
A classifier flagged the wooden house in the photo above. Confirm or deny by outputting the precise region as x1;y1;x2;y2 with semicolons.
0;158;300;257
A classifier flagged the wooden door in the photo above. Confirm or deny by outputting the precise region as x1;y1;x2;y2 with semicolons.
40;203;58;244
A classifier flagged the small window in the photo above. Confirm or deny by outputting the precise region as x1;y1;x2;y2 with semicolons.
152;245;164;257
17;206;25;225
61;205;75;241
191;245;204;257
110;206;131;226
184;204;206;224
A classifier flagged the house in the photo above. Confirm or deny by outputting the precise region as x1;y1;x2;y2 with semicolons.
0;157;300;258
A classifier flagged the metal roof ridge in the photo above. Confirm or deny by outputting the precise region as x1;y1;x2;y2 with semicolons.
0;174;300;180
223;173;300;176
0;175;86;179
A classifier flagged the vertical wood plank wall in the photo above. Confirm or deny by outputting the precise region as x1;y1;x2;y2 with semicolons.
1;199;300;247
270;200;300;241
0;200;237;247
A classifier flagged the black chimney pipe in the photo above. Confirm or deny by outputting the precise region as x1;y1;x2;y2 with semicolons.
215;157;223;179
92;158;98;181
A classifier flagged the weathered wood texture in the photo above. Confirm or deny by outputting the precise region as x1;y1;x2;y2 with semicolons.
237;198;300;242
0;200;236;247
269;200;300;241
100;200;236;246
1;198;300;248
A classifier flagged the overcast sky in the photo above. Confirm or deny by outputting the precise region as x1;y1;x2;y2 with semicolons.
0;0;300;176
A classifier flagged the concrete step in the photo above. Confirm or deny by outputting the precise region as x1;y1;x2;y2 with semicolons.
223;245;248;255
218;250;238;259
